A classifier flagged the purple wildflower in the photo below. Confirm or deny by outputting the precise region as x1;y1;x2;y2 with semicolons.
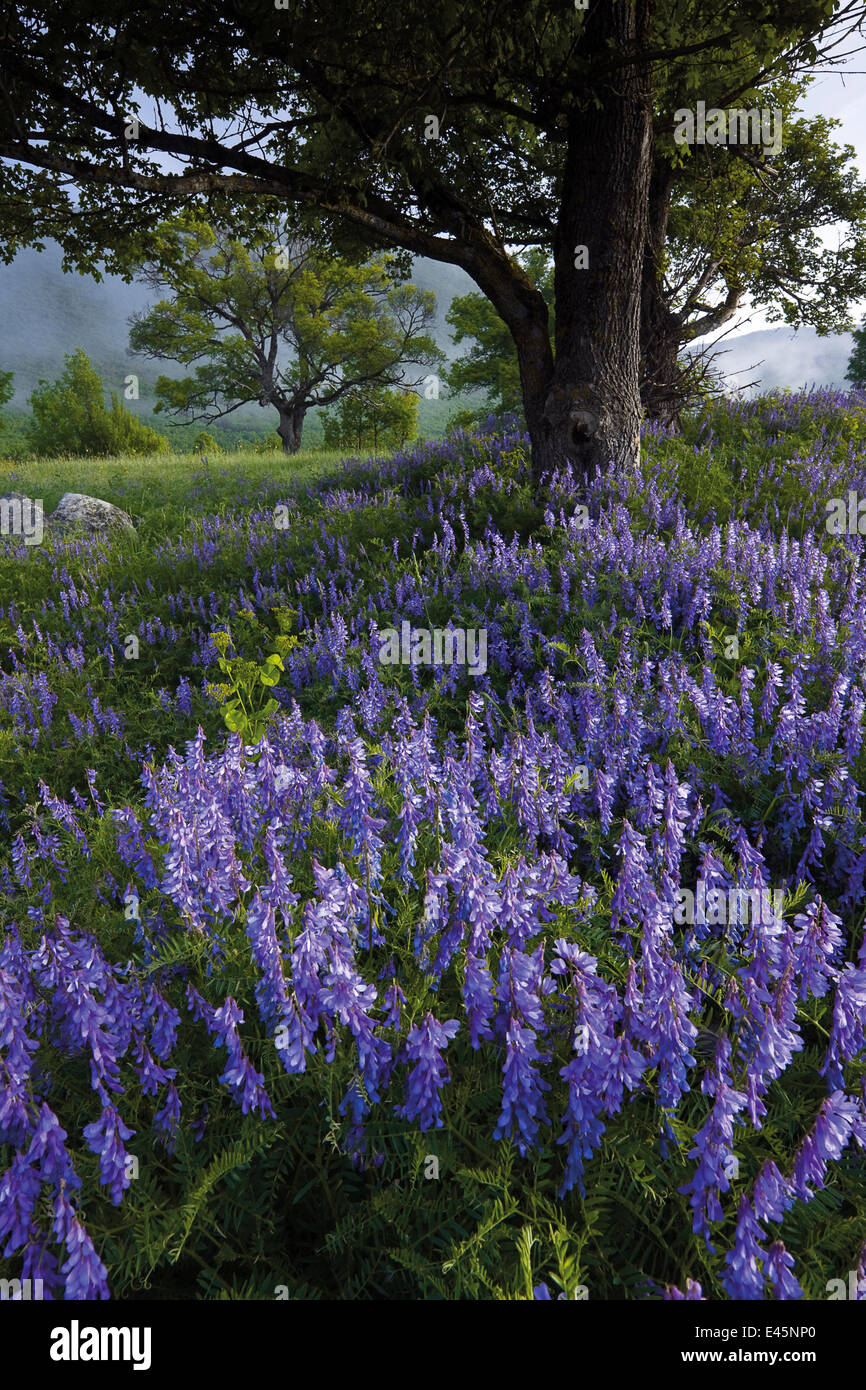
494;1019;551;1156
82;1105;136;1206
766;1241;803;1300
722;1196;767;1300
396;1013;459;1131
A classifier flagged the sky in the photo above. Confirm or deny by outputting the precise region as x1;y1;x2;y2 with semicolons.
724;39;866;339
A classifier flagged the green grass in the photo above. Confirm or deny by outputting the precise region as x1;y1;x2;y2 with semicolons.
0;441;399;813
0;445;365;534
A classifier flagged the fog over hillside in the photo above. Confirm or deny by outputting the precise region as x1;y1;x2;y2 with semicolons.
0;242;476;411
0;240;858;411
688;324;857;396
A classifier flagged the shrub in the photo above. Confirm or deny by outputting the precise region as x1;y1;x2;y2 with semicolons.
27;349;169;457
321;385;418;453
191;430;222;455
0;370;12;427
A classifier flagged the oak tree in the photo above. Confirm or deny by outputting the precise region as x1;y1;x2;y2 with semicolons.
1;0;862;483
128;212;442;453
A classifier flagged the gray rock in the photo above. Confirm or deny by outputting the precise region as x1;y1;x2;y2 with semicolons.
44;492;135;538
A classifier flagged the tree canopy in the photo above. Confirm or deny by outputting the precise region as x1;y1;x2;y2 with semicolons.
445;77;866;424
1;0;863;480
0;370;13;428
641;74;866;417
321;383;419;454
128;212;442;453
27;349;169;457
846;319;866;386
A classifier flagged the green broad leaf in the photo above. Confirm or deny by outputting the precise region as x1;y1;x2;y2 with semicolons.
549;640;580;664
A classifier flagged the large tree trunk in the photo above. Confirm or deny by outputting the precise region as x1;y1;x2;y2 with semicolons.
639;163;684;426
523;0;655;489
276;402;306;454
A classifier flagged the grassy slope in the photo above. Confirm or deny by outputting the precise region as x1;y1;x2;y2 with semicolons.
2;397;866;1300
0;446;356;524
0;443;383;813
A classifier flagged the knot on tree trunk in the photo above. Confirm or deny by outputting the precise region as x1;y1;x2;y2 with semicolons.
542;383;599;442
529;380;641;492
541;382;600;468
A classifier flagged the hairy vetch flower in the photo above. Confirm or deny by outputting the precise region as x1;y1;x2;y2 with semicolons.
722;1196;767;1300
494;1019;551;1156
82;1105;136;1206
766;1241;803;1300
396;1013;459;1131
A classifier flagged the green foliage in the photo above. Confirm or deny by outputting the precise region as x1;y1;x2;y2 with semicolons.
206;608;302;746
27;349;169;457
128;212;443;454
660;77;866;343
250;434;283;454
0;369;12;427
846;318;866;389
191;430;222;455
321;385;418;453
445;407;483;435
444;249;554;423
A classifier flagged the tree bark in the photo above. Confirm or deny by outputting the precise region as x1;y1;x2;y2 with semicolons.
276;402;306;454
524;0;655;489
639;162;685;426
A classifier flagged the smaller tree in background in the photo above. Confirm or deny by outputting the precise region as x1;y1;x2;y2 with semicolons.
846;321;866;389
322;384;418;454
444;249;554;428
28;350;168;457
0;370;13;425
191;430;222;455
129;211;444;455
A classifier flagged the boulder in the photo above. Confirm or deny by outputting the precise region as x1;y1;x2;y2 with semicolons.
44;492;135;538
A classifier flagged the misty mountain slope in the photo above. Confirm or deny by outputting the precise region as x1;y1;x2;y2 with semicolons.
690;324;857;395
0;242;858;425
0;242;160;406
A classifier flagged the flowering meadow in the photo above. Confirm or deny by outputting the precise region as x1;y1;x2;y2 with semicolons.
2;393;866;1301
